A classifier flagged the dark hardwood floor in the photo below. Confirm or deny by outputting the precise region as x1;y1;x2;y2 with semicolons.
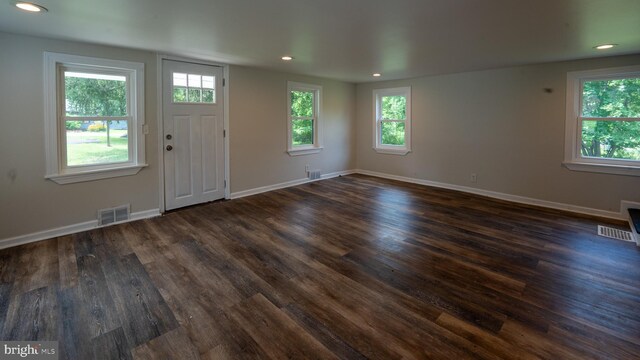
1;174;639;359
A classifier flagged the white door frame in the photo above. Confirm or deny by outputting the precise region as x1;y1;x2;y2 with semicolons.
156;54;230;213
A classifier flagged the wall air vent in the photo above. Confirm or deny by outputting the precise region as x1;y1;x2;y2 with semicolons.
98;204;130;226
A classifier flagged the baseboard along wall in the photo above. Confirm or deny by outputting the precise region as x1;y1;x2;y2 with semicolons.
0;168;627;250
0;209;161;250
353;169;624;220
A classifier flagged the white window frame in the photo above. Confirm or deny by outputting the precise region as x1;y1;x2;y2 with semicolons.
287;81;323;156
564;65;640;177
44;52;147;184
373;87;411;155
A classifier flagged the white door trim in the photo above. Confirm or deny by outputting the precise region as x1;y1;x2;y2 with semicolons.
156;54;230;213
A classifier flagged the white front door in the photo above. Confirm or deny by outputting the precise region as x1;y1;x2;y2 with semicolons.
162;60;225;210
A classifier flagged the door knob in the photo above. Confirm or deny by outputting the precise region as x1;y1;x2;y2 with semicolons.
166;145;173;151
166;134;172;140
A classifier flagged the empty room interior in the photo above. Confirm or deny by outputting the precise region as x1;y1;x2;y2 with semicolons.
1;0;640;359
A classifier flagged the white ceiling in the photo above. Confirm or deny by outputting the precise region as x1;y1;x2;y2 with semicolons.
1;0;639;83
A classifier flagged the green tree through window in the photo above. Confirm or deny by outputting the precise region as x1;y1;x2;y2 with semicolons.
381;95;406;145
65;75;127;117
64;72;129;165
290;90;314;145
581;78;640;160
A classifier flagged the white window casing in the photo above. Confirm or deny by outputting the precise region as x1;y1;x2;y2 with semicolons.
373;86;411;155
44;52;147;184
287;81;323;156
564;65;640;177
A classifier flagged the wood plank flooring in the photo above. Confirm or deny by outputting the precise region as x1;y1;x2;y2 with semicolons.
1;174;639;359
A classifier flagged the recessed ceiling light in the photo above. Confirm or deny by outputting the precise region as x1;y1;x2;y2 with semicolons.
281;56;293;61
594;44;616;50
14;2;48;12
372;73;381;77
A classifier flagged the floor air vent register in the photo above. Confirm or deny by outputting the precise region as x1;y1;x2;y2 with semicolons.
597;225;634;242
308;170;321;180
98;205;130;226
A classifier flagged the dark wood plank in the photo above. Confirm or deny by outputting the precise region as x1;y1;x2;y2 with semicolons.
342;246;507;333
0;174;638;359
282;303;368;360
11;240;59;296
198;310;270;360
142;257;229;354
0;247;19;284
57;286;92;360
289;270;494;359
76;253;121;338
57;235;78;289
92;327;132;360
102;253;178;347
0;282;13;335
228;293;337;359
1;286;57;341
498;320;588;359
435;312;538;360
131;327;199;360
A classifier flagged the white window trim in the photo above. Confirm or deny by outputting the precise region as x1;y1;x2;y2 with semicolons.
44;52;147;184
564;65;640;177
287;81;323;156
373;87;411;155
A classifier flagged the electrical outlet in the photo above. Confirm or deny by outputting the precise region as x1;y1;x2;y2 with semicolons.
470;173;477;183
305;164;310;172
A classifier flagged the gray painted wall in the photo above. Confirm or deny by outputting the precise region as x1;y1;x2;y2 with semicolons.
355;55;640;213
0;32;356;240
1;29;637;242
0;32;160;240
228;65;356;193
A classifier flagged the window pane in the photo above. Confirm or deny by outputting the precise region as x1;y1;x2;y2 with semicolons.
291;91;314;117
173;73;187;87
381;121;406;146
188;74;201;88
381;95;406;120
203;89;215;103
202;76;215;89
582;77;640;117
188;88;202;103
292;119;314;146
581;120;640;160
173;87;187;102
66;120;129;166
64;72;127;117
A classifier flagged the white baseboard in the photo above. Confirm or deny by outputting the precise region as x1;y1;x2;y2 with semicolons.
0;209;161;250
0;168;625;251
354;169;624;220
129;209;162;221
230;170;355;199
231;168;623;220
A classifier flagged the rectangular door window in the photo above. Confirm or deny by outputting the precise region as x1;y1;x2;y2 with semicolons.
172;72;216;104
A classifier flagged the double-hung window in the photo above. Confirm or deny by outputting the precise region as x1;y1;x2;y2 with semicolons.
287;81;322;156
564;66;640;176
373;87;411;155
44;52;146;184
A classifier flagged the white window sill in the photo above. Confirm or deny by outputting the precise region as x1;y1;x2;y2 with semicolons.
562;161;640;177
373;147;410;156
287;147;323;156
46;164;148;184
